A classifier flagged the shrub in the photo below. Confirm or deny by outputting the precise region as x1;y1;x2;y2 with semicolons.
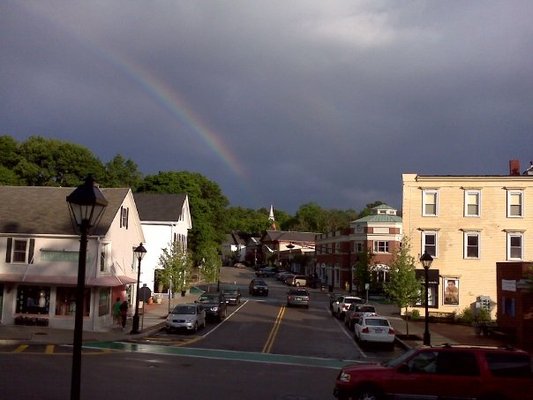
410;309;421;320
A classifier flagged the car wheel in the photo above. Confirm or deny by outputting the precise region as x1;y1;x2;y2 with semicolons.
352;386;383;400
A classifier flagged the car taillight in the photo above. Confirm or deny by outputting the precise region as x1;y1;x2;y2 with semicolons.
362;327;369;333
388;328;395;335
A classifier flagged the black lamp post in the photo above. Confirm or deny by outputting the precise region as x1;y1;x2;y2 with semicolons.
130;243;147;334
420;251;434;346
66;177;108;400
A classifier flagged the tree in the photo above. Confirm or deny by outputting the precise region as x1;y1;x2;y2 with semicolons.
198;244;222;288
353;249;373;296
157;241;194;296
103;154;143;189
225;207;273;234
139;171;229;263
15;136;105;186
384;238;422;336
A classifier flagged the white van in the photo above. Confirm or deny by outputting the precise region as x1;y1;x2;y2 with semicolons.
289;275;308;287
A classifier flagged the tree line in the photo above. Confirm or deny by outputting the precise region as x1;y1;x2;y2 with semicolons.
0;135;383;261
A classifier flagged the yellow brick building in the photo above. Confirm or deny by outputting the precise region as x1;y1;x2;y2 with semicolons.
402;164;533;318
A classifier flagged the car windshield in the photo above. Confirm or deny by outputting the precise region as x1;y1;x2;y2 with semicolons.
223;289;238;294
360;306;375;313
172;305;196;314
289;289;308;295
198;295;219;303
345;297;361;304
383;348;418;367
254;280;266;286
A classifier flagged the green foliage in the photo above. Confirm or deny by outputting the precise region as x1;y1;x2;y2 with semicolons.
225;207;273;234
281;202;359;233
157;241;194;293
197;243;222;284
16;136;105;186
410;309;421;320
384;238;422;314
139;171;229;262
103;154;142;189
353;249;373;296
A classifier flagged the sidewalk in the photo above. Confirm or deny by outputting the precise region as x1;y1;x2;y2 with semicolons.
0;291;201;345
370;298;513;350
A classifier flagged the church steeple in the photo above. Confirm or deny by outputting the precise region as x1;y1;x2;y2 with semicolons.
268;205;278;230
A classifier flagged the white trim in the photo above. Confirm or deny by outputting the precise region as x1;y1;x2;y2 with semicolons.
422;189;438;217
463;231;480;259
506;232;523;260
464;189;481;217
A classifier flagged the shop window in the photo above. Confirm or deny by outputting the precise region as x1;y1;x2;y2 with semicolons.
98;288;110;317
443;278;460;305
55;287;90;316
16;285;50;315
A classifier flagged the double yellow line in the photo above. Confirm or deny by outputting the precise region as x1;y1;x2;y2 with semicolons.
262;305;285;353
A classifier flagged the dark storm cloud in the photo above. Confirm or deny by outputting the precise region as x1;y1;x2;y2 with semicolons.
1;1;532;213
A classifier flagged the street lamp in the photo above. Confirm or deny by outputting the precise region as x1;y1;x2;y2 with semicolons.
130;243;147;334
66;177;108;400
420;251;434;346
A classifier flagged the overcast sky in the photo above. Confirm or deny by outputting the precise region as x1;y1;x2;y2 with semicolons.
2;1;532;214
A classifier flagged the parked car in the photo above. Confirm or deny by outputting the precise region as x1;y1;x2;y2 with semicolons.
287;275;308;287
249;278;269;296
353;313;395;349
286;288;310;308
166;303;206;333
334;344;533;400
344;304;377;331
255;266;278;277
222;286;241;305
283;274;295;285
328;293;343;312
275;271;292;281
195;292;227;321
331;295;363;319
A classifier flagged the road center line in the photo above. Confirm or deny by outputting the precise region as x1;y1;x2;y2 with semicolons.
262;305;285;353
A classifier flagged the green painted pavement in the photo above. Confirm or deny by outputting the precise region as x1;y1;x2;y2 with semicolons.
85;341;360;369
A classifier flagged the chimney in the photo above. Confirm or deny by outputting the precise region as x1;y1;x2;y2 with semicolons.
509;160;520;176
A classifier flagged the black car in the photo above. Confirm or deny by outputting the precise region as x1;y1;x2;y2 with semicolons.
249;278;269;296
222;286;242;305
255;266;278;278
195;292;228;321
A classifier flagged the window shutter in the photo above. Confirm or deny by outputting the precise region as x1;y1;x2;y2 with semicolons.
29;239;35;264
6;238;12;263
126;208;129;229
120;206;123;228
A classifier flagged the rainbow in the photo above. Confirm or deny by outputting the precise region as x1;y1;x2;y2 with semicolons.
18;3;247;179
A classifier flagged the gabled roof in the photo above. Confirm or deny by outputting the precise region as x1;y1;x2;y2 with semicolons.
0;186;130;236
262;230;317;243
134;193;187;222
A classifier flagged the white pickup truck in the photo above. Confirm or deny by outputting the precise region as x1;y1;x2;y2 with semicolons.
330;295;363;319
